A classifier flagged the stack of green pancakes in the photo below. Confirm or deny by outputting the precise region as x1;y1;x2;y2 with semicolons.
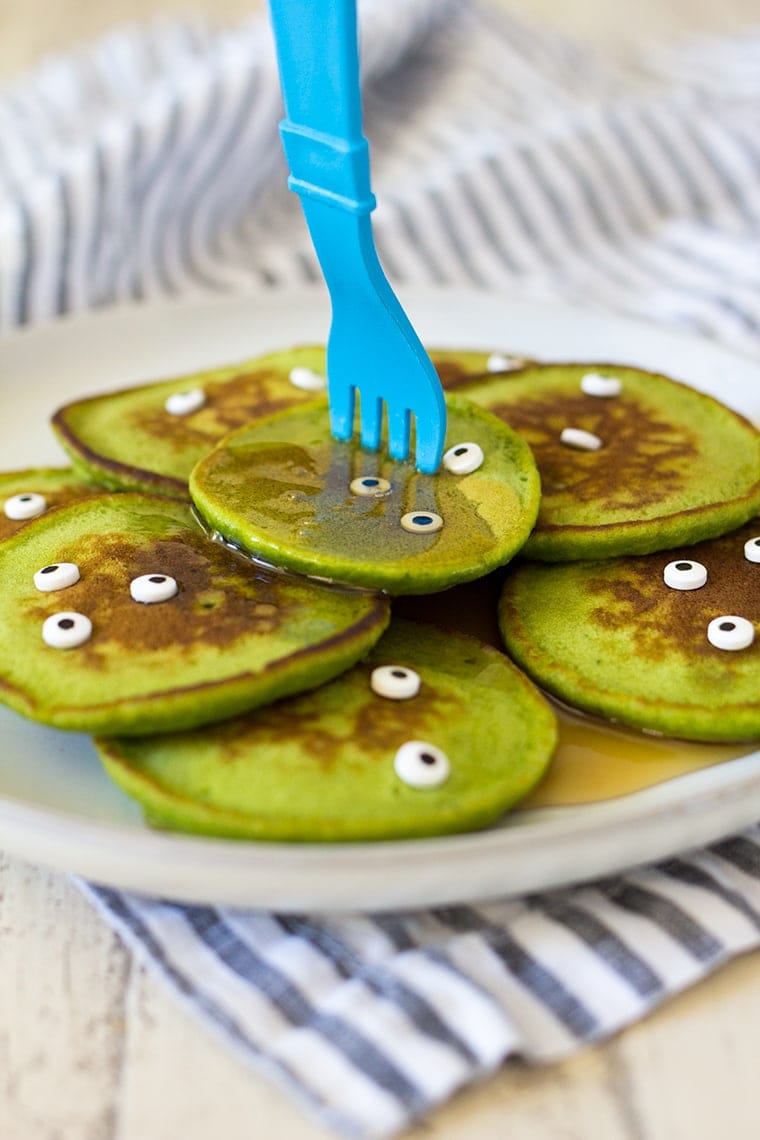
456;362;760;743
52;345;528;498
2;348;758;841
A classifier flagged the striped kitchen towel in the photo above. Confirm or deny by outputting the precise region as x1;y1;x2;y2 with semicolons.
84;831;760;1138
3;0;760;1135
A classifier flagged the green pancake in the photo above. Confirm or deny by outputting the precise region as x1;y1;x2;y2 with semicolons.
459;363;760;560
96;619;557;841
499;521;760;742
0;494;389;735
51;346;512;499
189;394;541;595
1;467;103;543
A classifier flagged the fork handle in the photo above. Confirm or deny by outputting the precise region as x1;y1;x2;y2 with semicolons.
268;0;375;216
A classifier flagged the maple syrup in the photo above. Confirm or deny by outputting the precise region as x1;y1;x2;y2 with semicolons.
523;706;750;808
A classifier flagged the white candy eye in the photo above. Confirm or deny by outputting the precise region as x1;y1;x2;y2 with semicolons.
130;574;178;604
34;562;80;592
42;611;92;649
664;560;707;591
394;741;450;788
560;428;603;451
165;388;206;416
400;511;443;534
580;372;622;398
350;476;391;497
4;492;47;520
487;353;522;373
707;616;755;651
371;665;421;700
289;366;326;392
744;536;760;564
443;442;484;475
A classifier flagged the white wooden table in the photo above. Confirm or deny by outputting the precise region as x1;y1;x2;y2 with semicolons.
3;1;760;1137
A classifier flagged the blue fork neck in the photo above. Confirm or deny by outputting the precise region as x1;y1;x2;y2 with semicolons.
268;0;376;216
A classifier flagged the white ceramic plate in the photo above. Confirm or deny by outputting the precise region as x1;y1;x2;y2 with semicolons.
1;288;758;911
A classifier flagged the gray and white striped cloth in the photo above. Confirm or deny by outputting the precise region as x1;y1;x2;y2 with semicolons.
84;831;760;1137
3;0;760;1134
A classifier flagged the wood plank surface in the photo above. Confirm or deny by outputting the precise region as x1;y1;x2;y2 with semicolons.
2;1;760;1138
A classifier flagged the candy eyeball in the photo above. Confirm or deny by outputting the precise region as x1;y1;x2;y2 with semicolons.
4;492;47;520
130;574;179;604
42;611;92;649
400;511;443;534
744;536;760;564
707;616;755;651
443;442;484;475
394;741;451;788
560;427;603;451
289;366;326;392
580;372;623;398
370;665;421;700
663;560;707;591
165;389;206;416
34;563;81;592
350;476;391;497
487;352;523;373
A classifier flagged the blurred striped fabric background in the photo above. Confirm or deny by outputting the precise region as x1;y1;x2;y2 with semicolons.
1;0;758;353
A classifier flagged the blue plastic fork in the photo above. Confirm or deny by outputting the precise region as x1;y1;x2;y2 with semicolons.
267;0;447;474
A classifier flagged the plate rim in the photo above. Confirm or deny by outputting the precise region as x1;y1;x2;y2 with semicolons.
1;286;758;910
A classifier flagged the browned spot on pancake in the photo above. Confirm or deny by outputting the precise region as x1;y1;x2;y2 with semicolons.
352;670;458;752
210;664;459;770
0;517;25;542
134;368;314;452
433;356;532;391
207;701;349;769
435;362;488;391
586;522;760;664
23;526;298;658
490;392;699;512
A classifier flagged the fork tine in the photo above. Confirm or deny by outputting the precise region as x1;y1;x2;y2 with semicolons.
387;405;411;463
327;380;355;443
359;395;383;452
413;395;448;474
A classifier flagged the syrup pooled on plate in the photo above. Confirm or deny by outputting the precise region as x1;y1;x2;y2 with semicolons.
524;708;749;808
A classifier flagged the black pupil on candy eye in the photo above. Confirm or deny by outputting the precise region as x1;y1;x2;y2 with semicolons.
363;479;379;487
20;496;32;502
391;669;407;678
675;562;692;571
454;447;468;456
149;576;166;583
420;752;436;765
58;618;75;630
754;539;760;547
41;565;58;574
719;622;736;631
413;515;432;525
